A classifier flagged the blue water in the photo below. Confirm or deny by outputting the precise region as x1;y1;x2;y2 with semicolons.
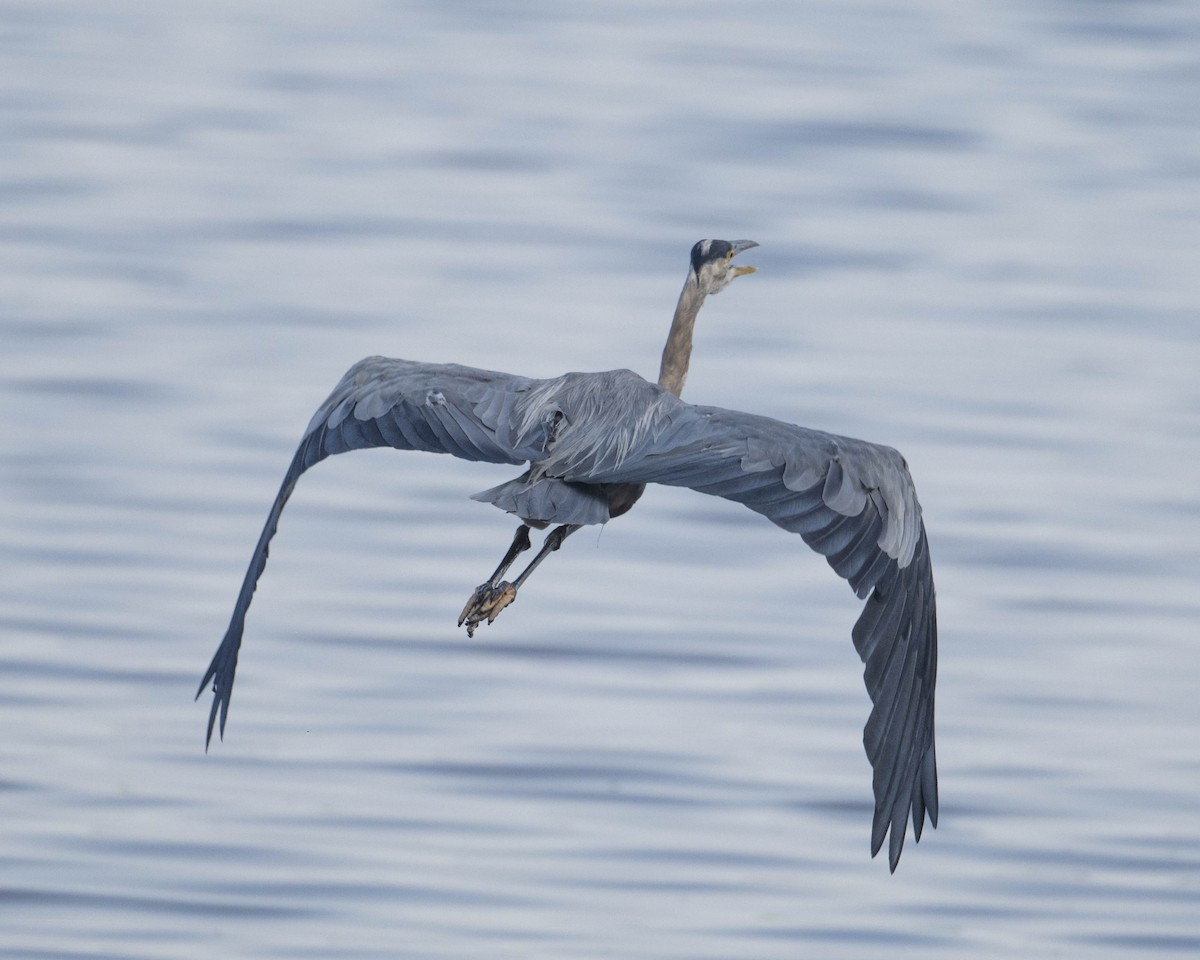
3;2;1198;957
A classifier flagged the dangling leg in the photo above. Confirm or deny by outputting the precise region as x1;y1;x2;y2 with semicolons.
510;523;580;591
458;524;531;633
458;523;581;637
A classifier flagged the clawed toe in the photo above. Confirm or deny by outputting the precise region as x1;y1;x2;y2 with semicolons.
458;582;518;637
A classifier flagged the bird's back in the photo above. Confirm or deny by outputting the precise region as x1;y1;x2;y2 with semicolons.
472;368;668;527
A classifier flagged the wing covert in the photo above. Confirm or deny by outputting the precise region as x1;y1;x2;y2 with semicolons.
304;356;554;466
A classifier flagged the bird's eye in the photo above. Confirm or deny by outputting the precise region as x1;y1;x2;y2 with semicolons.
726;250;735;260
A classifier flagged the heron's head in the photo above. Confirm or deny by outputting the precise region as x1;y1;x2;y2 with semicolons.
689;238;758;296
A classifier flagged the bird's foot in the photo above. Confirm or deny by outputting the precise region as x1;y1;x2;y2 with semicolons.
457;582;518;637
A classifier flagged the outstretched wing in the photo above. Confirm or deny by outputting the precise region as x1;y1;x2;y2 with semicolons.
565;400;938;871
196;357;555;746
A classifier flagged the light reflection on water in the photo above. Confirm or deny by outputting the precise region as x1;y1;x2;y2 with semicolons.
3;2;1199;958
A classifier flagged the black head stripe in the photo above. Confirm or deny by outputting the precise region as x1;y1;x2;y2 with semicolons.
691;239;732;274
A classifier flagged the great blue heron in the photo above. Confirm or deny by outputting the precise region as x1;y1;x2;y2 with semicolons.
198;239;938;871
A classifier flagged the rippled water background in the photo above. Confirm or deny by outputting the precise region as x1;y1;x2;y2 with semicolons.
3;2;1199;957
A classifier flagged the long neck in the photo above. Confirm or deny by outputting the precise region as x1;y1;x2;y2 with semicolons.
658;278;705;397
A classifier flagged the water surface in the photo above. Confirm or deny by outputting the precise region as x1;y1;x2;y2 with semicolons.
2;2;1198;957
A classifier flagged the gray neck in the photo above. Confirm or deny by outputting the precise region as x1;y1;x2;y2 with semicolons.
658;278;705;397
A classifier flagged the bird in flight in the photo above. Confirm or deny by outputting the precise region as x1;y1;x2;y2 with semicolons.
198;239;938;870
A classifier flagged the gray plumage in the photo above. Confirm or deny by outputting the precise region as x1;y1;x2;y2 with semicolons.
198;240;938;871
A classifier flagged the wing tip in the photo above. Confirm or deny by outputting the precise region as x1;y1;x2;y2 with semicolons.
198;633;239;751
